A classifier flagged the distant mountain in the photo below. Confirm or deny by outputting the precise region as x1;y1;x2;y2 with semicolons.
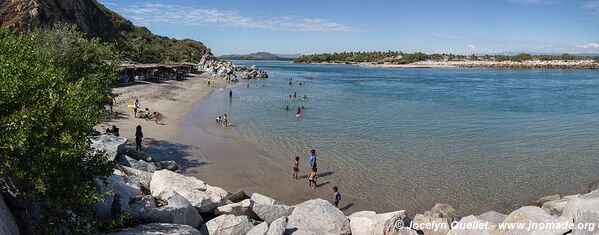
0;0;215;63
220;52;299;60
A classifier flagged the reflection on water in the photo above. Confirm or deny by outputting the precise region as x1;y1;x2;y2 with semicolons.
190;60;599;215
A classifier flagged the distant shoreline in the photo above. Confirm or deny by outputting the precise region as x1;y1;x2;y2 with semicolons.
298;60;599;70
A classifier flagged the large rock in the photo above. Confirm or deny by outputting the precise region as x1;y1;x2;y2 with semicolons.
140;190;204;228
90;134;127;162
130;195;156;219
118;155;158;172
478;211;507;224
201;214;254;235
412;213;450;235
151;170;228;213
286;198;350;235
214;199;257;219
447;215;496;235
0;195;19;235
251;193;282;206
499;206;570;235
111;223;202;235
562;191;599;220
572;210;599;235
431;203;460;223
92;171;141;221
267;216;287;235
119;165;153;191
530;194;560;207
542;194;581;216
158;160;180;171
247;222;268;235
348;210;411;235
253;204;294;224
123;148;154;162
228;190;250;203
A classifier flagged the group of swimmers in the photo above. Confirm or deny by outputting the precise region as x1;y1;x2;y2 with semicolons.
293;149;341;207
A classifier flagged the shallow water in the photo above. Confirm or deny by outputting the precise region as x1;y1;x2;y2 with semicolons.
187;60;599;215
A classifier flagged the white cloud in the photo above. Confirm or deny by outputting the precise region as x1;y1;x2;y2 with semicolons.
576;43;599;49
110;3;358;32
467;44;477;50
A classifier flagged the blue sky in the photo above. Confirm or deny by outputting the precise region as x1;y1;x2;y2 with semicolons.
100;0;599;55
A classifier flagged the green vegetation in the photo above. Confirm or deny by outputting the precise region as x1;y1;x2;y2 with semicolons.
0;25;116;234
114;26;212;63
294;51;598;64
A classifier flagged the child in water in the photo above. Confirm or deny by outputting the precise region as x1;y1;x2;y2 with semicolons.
308;167;317;188
332;186;341;207
293;156;300;179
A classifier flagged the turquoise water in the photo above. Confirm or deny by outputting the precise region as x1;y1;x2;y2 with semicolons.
195;60;599;214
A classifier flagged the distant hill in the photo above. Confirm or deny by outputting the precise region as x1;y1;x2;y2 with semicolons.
0;0;215;63
220;52;299;60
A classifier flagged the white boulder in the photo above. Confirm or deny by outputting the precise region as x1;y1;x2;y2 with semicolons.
286;198;350;235
92;172;141;221
214;199;257;218
478;211;507;224
267;216;287;235
119;155;158;172
253;204;294;224
111;223;202;235
141;190;204;228
348;210;410;235
447;215;496;235
120;165;153;191
251;193;283;206
247;222;268;235
90;134;127;162
150;170;228;213
499;206;570;235
201;214;254;235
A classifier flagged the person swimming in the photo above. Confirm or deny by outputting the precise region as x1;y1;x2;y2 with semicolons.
285;105;289;111
302;95;308;100
293;92;297;98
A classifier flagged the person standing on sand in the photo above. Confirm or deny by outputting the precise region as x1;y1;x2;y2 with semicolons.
133;99;140;118
293;156;300;179
309;149;317;169
108;95;116;112
135;125;143;151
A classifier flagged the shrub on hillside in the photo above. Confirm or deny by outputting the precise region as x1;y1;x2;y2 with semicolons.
0;25;116;234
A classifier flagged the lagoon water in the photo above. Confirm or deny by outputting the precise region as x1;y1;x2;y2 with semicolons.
192;60;599;215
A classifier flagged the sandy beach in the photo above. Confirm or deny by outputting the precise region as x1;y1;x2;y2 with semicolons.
97;73;227;148
98;71;360;214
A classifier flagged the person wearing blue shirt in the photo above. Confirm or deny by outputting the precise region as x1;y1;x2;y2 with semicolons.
309;149;317;168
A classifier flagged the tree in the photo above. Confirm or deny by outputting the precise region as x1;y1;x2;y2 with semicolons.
0;25;116;234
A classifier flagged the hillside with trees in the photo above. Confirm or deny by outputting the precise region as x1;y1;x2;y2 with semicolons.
0;0;215;63
294;51;599;65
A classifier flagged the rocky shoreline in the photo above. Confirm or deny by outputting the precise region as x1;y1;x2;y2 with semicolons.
197;55;269;81
303;60;599;70
3;134;596;235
